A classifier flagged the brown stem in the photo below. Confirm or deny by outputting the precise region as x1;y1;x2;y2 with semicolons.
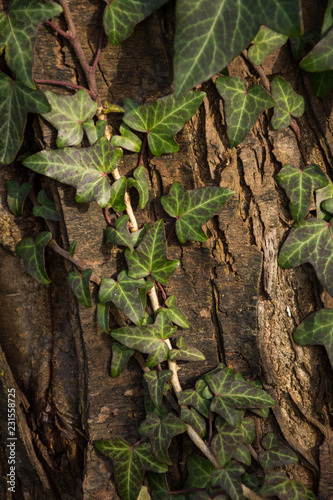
91;16;104;72
242;49;270;92
35;79;95;98
103;207;114;227
138;133;147;167
45;20;72;40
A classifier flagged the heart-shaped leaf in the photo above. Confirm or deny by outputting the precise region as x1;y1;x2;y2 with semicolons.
300;29;333;72
111;341;135;377
178;380;211;418
161;182;234;243
111;123;142;153
143;370;173;407
0;0;62;88
275;164;329;222
15;232;52;285
109;177;127;211
164;295;189;328
0;73;51;164
33;190;59;221
123;92;205;156
293;309;333;367
173;0;301;96
180;407;206;438
258;432;298;469
211;461;245;500
278;218;333;296
215;76;275;147
6;181;32;215
95;437;167;500
127;166;149;209
97;302;110;333
139;413;187;465
248;26;288;66
168;337;205;362
23;138;122;208
260;471;316;499
271;76;305;129
67;269;92;307
211;421;244;467
125;219;179;284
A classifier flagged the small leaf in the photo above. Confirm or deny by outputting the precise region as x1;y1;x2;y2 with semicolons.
258;432;298;469
275;164;329;222
184;454;214;490
161;183;234;243
15;232;52;284
97;302;110;334
271;76;305;129
180;407;206;438
143;370;173;407
106;215;134;253
110;177;127;212
293;309;333;368
215;76;275;147
23;138;122;208
137;485;151;500
125;219;179;284
300;29;333;72
103;101;125;114
123;92;206;156
111;123;142;153
127;166;149;209
68;241;77;257
164;295;189;328
33;190;59;221
248;26;288;66
316;183;333;220
111;341;135;377
211;421;244;467
168;337;205;362
67;269;92;307
6;181;32;215
260;471;317;499
211;461;245;500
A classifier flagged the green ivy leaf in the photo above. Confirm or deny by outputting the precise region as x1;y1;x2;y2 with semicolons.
180;407;206;438
103;101;125;114
97;302;110;333
275;164;329;222
260;471;316;499
125;219;179;284
111;123;142;153
109;177;127;211
278;218;333;296
103;0;168;45
300;29;333;72
0;0;62;88
111;341;135;377
211;461;245;500
0;73;51;164
271;76;305;129
173;0;301;96
293;309;333;367
215;76;275;147
95;437;167;500
248;26;288;66
82;119;106;146
33;190;59;221
143;370;173;407
6;181;32;215
310;70;333;98
290;31;320;61
178;380;211;418
137;486;151;500
239;417;256;445
258;432;298;469
322;198;333;214
123;92;205;156
232;443;251;466
161;183;234;244
106;215;134;253
184;454;214;490
68;241;77;257
127;166;149;209
15;232;52;284
211;420;244;467
147;473;185;500
23;138;122;208
139;413;187;465
41;90;98;148
168;337;205;362
316;183;333;220
67;269;92;307
164;295;189;329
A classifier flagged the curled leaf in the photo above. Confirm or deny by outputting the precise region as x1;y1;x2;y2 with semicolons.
15;232;52;284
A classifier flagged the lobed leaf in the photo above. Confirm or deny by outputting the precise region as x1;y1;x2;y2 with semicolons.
300;29;333;72
143;370;173;407
6;181;32;215
67;269;92;307
168;337;205;362
111;342;135;377
271;76;305;129
260;471;317;499
258;432;298;469
109;177;127;212
111;123;142;153
127;166;149;209
33;189;59;221
211;461;245;500
248;26;288;66
15;232;52;284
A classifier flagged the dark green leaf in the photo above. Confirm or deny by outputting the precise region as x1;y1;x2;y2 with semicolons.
143;370;173;407
278;218;333;296
164;295;189;328
211;420;244;467
248;26;288;66
239;417;256;445
174;0;301;96
68;241;77;257
15;231;52;284
260;471;317;499
0;73;51;164
293;309;333;367
110;177;127;212
316;183;333;220
178;380;211;418
322;0;333;36
184;454;214;490
168;337;205;362
97;302;110;333
111;123;142;152
82;119;106;146
290;31;319;61
300;29;333;72
125;219;179;284
271;76;305;129
33;189;59;221
23;138;122;208
242;473;260;491
123;92;205;156
310;70;333;97
147;473;185;500
258;432;298;469
180;407;206;438
321;197;333;214
41;90;98;148
106;215;134;253
0;0;62;88
215;76;275;147
67;269;92;307
139;413;187;464
132;224;150;248
161;183;234;243
95;437;167;500
231;443;251;465
111;341;135;377
6;181;32;215
275;164;329;222
211;461;245;500
127;166;149;209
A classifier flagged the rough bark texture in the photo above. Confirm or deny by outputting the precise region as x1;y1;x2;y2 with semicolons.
1;1;333;499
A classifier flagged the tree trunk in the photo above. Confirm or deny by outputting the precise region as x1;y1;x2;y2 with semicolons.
0;1;333;499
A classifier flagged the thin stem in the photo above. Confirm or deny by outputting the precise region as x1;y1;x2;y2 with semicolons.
45;20;72;39
156;281;167;301
138;133;147;167
103;207;114;227
242;49;270;92
35;79;95;98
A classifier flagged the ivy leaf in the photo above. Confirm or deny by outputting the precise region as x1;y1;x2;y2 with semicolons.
260;471;316;499
147;473;185;500
322;198;333;214
125;219;179;284
278;218;333;296
169;337;205;362
106;215;134;253
180;407;206;438
127;166;149;209
23;138;122;208
173;0;301;96
316;183;333;220
293;309;333;367
161;183;234;243
137;486;151;500
33;190;59;221
41;90;98;148
164;295;189;329
139;413;187;465
111;123;142;153
15;232;52;285
211;461;245;500
271;76;305;129
258;432;298;469
82;119;106;146
178;380;211;418
239;417;256;445
211;421;244;467
68;241;77;258
184;454;214;489
111;341;135;377
232;443;252;466
0;0;63;89
143;370;173;407
110;177;127;212
67;269;92;307
95;437;167;500
0;73;51;164
103;0;168;45
6;181;32;215
300;29;333;72
97;302;110;334
215;76;275;147
123;92;205;156
310;70;333;98
248;26;288;66
275;164;329;222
